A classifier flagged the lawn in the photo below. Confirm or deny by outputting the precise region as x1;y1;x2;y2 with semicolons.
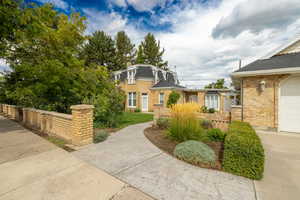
94;112;154;129
118;112;154;128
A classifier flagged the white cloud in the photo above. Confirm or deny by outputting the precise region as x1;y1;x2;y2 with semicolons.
37;0;68;10
108;0;171;12
108;0;127;8
0;59;10;72
85;0;300;88
83;8;146;43
212;0;300;38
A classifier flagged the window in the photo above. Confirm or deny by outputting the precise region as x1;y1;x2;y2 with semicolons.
127;69;136;84
205;94;219;110
159;93;164;105
128;92;136;107
114;74;120;81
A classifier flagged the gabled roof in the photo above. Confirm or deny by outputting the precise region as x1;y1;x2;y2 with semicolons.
232;36;300;77
234;52;300;73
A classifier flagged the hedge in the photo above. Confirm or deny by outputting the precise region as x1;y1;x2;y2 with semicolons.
222;121;265;180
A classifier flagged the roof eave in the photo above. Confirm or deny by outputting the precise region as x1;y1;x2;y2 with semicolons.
150;86;185;90
231;67;300;78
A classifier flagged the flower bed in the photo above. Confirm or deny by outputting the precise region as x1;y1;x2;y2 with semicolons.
147;103;265;179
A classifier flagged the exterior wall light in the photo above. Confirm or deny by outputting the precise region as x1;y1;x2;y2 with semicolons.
259;80;266;92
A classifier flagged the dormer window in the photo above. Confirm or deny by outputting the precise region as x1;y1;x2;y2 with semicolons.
114;74;120;81
154;70;158;84
127;69;136;84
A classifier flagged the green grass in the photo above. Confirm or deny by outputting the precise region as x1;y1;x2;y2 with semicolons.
117;112;154;128
94;112;154;129
46;136;67;148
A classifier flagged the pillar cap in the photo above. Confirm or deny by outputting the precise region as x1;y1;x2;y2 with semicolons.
71;104;94;110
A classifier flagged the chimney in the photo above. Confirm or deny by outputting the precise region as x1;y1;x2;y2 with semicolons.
238;59;242;69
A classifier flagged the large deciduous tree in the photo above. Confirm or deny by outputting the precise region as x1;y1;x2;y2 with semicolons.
0;2;125;124
136;33;168;70
115;31;136;69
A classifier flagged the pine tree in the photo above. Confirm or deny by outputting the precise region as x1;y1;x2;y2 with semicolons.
136;33;168;70
82;31;118;71
135;45;144;64
115;31;136;69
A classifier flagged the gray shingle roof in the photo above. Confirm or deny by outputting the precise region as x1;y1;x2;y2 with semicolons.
235;52;300;72
152;80;185;88
135;66;154;78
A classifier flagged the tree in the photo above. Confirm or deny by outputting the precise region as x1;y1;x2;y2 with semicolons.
81;31;118;71
205;79;228;89
136;33;168;69
115;31;136;69
167;91;180;107
0;2;126;126
0;0;22;58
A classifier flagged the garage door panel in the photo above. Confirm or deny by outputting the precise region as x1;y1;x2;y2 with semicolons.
279;76;300;133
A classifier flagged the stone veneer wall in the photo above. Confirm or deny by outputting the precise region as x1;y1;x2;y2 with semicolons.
241;75;288;130
231;106;242;121
0;104;94;146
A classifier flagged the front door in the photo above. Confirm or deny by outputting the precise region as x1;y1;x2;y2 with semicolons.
141;93;148;112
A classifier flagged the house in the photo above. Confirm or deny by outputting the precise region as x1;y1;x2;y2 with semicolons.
231;37;300;133
114;64;232;113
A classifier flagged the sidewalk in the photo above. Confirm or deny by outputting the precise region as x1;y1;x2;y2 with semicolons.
0;115;154;200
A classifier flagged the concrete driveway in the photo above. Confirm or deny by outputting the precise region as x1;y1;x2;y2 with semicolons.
74;122;256;200
0;116;153;200
255;131;300;200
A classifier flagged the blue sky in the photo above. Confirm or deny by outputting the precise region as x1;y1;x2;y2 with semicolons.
2;0;300;87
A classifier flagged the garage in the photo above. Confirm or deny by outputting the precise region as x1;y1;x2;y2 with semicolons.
279;76;300;133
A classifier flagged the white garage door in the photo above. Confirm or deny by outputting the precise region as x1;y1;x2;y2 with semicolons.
279;76;300;133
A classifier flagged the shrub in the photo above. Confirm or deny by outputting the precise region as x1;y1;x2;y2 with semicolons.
200;119;213;129
207;128;226;142
168;103;206;142
208;108;215;113
200;106;208;113
94;130;109;143
134;108;141;112
156;117;170;129
174;140;216;166
167;91;181;107
222;121;265;180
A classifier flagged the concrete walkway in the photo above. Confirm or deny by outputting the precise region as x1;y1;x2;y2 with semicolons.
0;116;153;200
255;131;300;200
74;122;256;200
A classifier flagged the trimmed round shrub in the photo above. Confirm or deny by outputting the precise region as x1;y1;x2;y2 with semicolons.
207;128;226;142
94;130;109;143
174;140;216;166
156;117;170;129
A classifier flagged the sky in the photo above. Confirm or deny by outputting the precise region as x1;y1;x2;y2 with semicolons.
2;0;300;87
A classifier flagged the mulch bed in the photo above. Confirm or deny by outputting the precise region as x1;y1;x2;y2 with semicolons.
144;126;224;170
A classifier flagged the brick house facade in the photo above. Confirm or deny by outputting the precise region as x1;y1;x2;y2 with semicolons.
114;64;232;112
232;37;300;133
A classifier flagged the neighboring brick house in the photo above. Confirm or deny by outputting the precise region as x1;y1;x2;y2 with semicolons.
231;37;300;133
114;64;232;113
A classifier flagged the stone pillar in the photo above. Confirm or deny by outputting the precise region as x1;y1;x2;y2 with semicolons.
71;104;94;146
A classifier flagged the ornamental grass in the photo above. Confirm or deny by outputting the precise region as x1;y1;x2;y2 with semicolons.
168;103;206;142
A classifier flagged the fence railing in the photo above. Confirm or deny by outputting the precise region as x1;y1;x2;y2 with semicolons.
153;104;242;131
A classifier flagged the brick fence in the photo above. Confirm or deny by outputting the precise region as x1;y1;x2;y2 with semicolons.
153;104;241;131
0;104;94;146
